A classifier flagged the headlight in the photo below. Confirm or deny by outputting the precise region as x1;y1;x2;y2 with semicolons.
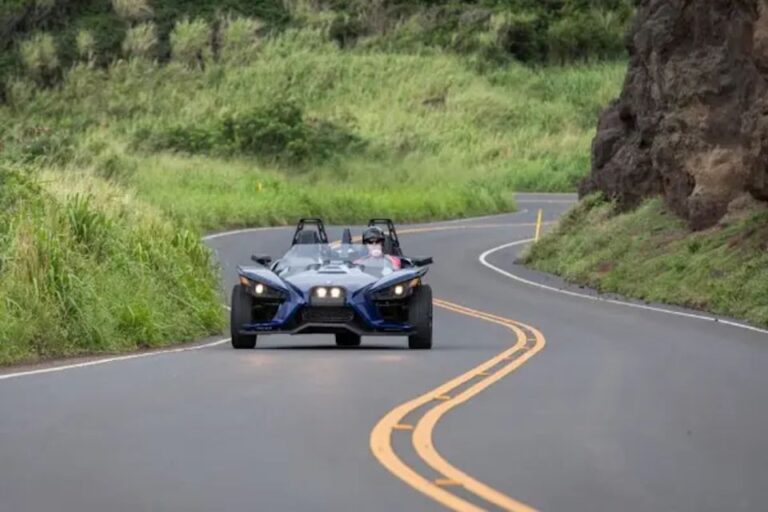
240;276;286;299
373;278;421;300
311;286;345;306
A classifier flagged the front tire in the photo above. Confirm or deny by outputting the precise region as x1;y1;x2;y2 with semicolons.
408;285;433;350
231;284;257;349
335;332;361;347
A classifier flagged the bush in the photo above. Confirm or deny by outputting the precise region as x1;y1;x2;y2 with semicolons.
111;0;153;22
170;18;211;69
122;22;158;59
547;9;628;63
19;32;59;84
316;0;633;63
328;14;366;48
141;100;364;163
219;16;264;62
496;12;547;64
75;29;97;63
4;77;37;107
6;126;75;166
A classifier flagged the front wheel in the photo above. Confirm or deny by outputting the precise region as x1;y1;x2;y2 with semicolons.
231;284;257;349
336;332;361;347
408;285;433;350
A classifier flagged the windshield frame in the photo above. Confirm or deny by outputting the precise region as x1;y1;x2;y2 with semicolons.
273;243;399;279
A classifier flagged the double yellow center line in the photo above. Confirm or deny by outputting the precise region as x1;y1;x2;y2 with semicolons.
369;299;546;512
334;221;548;510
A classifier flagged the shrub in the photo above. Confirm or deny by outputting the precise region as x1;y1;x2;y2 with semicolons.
122;22;158;59
111;0;153;22
328;14;366;48
169;18;211;69
547;9;628;63
75;29;97;63
140;100;364;163
19;32;59;84
496;12;547;64
8;126;75;166
219;16;264;62
4;77;37;107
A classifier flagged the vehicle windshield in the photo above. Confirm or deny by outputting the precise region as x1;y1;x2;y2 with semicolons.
274;243;397;278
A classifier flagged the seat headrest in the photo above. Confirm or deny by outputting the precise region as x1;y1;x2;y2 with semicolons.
296;231;321;245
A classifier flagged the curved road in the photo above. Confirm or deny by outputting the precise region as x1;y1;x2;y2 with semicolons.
1;193;767;511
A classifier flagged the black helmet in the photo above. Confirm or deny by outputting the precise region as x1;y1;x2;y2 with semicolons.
362;226;385;245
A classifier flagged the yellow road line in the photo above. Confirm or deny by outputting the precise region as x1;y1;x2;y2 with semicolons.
396;223;547;236
370;299;545;512
419;300;546;512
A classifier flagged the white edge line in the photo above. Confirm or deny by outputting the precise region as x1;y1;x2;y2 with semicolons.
0;338;230;381
431;209;529;226
202;225;287;241
479;239;768;336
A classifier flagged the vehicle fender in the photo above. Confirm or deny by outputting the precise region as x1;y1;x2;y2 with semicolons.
367;267;428;294
237;266;292;294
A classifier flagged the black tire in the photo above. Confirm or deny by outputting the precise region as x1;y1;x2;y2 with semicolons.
408;284;433;350
231;284;257;349
335;332;361;347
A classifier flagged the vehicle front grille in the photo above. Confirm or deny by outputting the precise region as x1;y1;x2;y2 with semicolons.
301;307;355;324
375;300;408;323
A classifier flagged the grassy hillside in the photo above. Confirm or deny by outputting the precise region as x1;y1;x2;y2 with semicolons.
524;196;768;328
2;29;625;229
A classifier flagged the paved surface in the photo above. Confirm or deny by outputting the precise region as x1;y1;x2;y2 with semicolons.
1;193;767;512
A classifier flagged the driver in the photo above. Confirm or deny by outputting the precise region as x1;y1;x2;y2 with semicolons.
357;227;402;270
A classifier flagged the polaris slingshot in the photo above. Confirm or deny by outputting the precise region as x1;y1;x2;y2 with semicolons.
230;219;434;349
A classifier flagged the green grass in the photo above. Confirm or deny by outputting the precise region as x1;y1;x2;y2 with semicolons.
524;196;768;328
2;29;625;229
0;166;225;365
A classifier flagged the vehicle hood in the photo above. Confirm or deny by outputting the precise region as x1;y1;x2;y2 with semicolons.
284;265;379;295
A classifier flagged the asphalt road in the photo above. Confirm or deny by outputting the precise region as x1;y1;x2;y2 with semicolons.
1;193;767;512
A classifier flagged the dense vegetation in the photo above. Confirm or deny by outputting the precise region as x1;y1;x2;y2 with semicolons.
2;35;624;228
524;196;768;328
0;0;630;364
0;165;224;365
0;0;633;93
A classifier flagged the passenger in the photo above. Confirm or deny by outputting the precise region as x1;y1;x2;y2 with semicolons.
357;227;402;270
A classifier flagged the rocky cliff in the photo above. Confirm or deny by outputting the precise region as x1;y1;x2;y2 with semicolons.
581;0;768;230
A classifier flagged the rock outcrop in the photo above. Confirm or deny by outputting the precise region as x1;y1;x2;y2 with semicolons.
581;0;768;230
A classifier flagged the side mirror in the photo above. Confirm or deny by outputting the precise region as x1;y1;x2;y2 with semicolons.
251;254;272;266
411;256;433;267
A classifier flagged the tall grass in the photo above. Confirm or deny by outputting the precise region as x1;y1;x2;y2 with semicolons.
112;0;153;22
0;166;224;365
122;22;158;59
170;18;212;69
75;29;97;64
219;16;264;62
18;32;59;83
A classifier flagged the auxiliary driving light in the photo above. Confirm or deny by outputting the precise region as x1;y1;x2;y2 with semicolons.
316;287;328;298
330;287;342;298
